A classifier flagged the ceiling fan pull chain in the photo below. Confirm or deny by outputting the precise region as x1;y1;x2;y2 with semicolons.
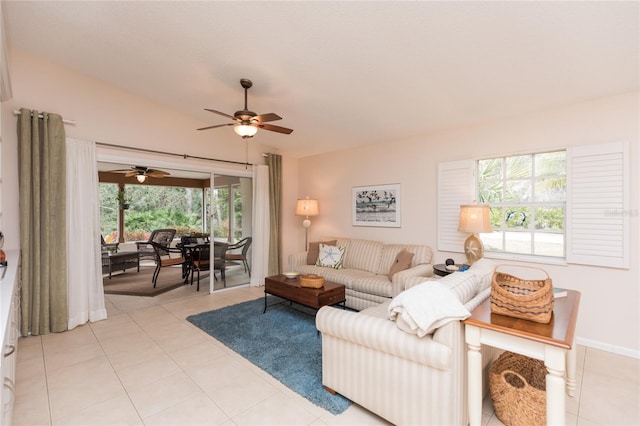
245;139;249;169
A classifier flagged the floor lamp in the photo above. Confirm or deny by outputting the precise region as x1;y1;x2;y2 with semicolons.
296;197;319;251
458;203;492;265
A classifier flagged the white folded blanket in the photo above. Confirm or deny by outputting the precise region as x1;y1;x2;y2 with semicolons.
388;281;471;337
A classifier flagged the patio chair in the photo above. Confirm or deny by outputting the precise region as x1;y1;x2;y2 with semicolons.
136;229;176;263
226;237;252;276
101;235;119;254
149;241;188;287
213;242;229;288
189;244;210;291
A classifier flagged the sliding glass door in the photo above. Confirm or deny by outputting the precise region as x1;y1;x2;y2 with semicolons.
205;174;253;290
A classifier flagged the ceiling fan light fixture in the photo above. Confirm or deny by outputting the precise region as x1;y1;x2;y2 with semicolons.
136;174;147;183
234;123;258;138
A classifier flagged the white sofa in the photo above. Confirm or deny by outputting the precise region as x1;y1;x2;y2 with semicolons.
315;263;499;426
288;238;434;311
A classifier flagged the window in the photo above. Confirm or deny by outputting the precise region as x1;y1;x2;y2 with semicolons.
99;183;119;242
437;141;629;268
211;185;230;240
99;184;205;242
478;151;566;258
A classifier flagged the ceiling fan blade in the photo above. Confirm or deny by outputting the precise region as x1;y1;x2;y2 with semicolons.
254;113;282;123
147;170;170;178
197;123;235;131
204;108;237;121
258;123;294;135
124;172;137;177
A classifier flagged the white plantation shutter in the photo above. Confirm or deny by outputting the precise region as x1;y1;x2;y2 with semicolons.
438;160;474;253
566;142;629;269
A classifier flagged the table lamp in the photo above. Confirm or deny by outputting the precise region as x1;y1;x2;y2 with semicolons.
296;197;319;251
458;203;492;265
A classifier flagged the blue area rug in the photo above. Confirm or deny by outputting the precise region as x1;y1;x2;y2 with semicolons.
186;297;351;415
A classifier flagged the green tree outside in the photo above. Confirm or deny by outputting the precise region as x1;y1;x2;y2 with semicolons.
99;184;205;242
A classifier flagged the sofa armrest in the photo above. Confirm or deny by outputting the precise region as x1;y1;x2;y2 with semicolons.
404;274;441;290
465;286;492;312
432;286;492;346
316;306;452;370
288;251;308;270
391;263;435;295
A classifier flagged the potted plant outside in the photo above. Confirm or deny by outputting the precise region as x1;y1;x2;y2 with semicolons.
117;189;130;210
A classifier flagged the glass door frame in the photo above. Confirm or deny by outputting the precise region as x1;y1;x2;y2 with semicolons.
97;151;253;295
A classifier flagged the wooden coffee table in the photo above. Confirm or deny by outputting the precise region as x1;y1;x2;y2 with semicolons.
264;275;345;313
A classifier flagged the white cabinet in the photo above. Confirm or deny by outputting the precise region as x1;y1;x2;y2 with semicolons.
0;251;20;426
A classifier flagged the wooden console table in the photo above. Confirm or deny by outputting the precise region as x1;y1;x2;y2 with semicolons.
464;290;580;425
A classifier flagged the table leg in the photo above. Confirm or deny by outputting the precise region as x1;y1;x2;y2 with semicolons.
466;326;483;426
263;291;267;314
545;346;566;425
566;338;577;397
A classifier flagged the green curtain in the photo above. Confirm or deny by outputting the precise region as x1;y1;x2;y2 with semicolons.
18;108;68;336
265;153;282;275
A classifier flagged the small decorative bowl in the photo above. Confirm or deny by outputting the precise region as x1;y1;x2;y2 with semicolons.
283;271;299;279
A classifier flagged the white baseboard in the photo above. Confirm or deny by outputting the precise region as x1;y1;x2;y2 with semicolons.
576;337;640;359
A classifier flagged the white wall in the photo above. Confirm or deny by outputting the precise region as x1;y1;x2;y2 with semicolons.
1;49;291;251
295;92;640;356
3;46;638;356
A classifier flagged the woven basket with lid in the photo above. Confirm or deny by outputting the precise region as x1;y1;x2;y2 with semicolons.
299;274;324;288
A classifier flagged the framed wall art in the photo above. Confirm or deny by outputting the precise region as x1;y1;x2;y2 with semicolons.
352;183;401;227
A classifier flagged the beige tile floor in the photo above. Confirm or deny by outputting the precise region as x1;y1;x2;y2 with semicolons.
12;283;640;426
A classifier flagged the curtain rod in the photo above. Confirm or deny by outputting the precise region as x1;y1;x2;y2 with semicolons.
95;142;253;167
13;109;253;166
13;109;76;125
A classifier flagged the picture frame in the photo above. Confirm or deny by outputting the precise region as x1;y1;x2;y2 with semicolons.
352;184;401;227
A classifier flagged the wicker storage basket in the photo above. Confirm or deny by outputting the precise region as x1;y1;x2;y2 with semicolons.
490;265;554;323
490;351;547;426
299;274;325;288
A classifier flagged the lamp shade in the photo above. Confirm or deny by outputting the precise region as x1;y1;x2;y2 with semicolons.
458;204;492;234
296;198;319;217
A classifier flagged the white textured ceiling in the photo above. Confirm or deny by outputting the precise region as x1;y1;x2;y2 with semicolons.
4;1;639;158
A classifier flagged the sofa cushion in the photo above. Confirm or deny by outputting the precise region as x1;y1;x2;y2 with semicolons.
342;239;383;272
388;281;471;337
307;240;337;265
296;265;375;286
388;249;414;278
358;300;390;319
377;244;433;275
351;275;395;298
316;244;346;269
